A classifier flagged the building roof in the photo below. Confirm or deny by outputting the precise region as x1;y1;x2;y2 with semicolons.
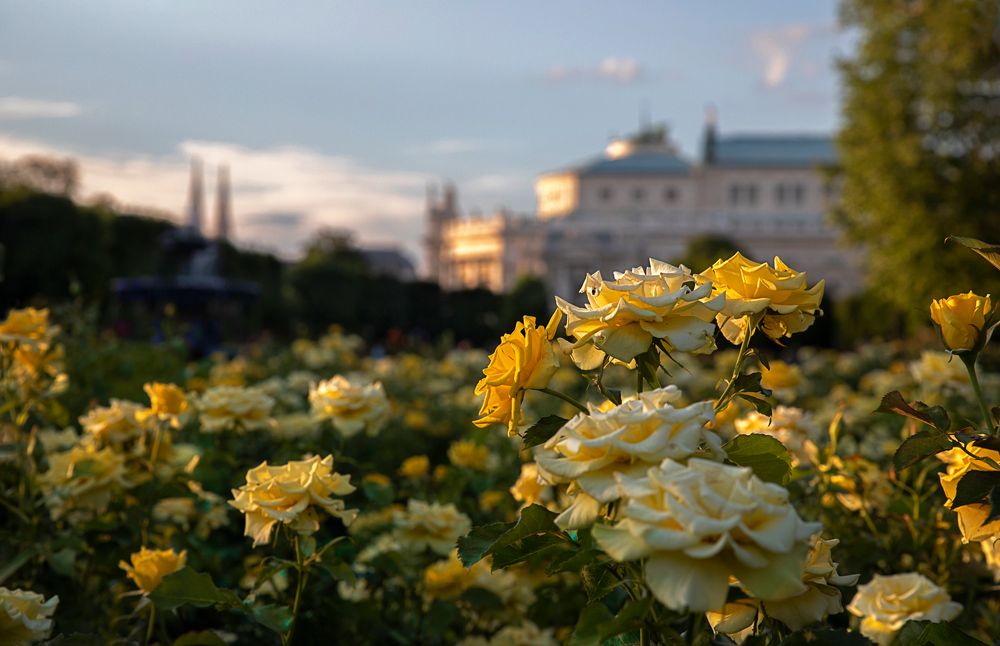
711;135;835;168
575;150;691;177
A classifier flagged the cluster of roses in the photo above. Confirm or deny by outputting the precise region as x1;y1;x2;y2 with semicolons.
471;252;971;644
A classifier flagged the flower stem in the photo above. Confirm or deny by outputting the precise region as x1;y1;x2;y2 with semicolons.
962;354;996;433
715;316;758;412
533;387;589;414
283;535;310;646
145;604;156;646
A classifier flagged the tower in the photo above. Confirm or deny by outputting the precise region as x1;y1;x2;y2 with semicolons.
702;105;718;165
186;157;205;233
215;164;232;241
424;181;459;283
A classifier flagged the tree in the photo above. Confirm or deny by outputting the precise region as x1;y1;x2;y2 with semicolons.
834;0;1000;326
0;155;79;197
679;234;740;272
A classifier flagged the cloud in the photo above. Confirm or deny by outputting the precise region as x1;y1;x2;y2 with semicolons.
0;133;430;263
0;96;81;119
749;24;833;89
415;138;515;155
545;56;643;84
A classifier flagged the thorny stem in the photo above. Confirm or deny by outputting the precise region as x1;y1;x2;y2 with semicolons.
715;315;759;412
962;354;996;434
534;387;589;414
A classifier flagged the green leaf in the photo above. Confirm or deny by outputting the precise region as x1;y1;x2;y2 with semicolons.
951;470;1000;508
459;586;504;609
316;558;355;583
149;568;242;612
723;433;792;484
172;631;230;646
580;564;621;602
895;619;988;645
457;521;514;568
986;485;1000;525
569;597;652;646
778;627;874;645
893;430;953;470
946;236;1000;272
738;393;773;417
876;391;950;431
249;603;293;634
488;504;559;553
489;532;568;569
546;548;606;575
41;634;105;646
732;371;772;397
522;415;569;449
361;480;394;506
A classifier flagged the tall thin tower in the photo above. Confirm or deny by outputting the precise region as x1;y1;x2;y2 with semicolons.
186;157;205;233
215;164;232;241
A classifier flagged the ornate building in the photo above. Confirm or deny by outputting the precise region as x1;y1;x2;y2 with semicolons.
426;115;862;300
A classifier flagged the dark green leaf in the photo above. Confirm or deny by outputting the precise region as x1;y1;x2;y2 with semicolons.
893;430;953;470
946;236;1000;272
895;619;988;645
316;558;355;583
522;415;569;448
986;486;1000;525
361;481;394;506
732;371;772;397
249;603;293;634
778;627;874;645
149;568;242;612
488;504;559;553
457;521;514;567
41;635;106;646
951;470;1000;508
723;433;792;484
738;393;773;417
459;586;504;609
876;391;950;431
546;548;606;575
580;564;621;602
490;532;568;569
172;631;229;646
569;597;652;646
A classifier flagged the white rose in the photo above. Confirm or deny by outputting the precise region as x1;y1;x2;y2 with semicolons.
309;376;389;437
847;573;962;646
0;587;59;645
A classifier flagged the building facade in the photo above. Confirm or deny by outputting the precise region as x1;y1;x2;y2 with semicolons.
426;116;862;300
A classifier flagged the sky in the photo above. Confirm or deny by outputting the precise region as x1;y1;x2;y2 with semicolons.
0;1;848;266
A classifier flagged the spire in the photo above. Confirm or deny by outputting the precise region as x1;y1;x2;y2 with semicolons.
215;164;232;241
702;104;718;165
186;157;204;233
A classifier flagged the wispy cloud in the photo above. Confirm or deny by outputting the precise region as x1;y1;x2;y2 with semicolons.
0;96;81;119
414;138;516;155
545;56;643;83
749;24;833;89
0;133;429;261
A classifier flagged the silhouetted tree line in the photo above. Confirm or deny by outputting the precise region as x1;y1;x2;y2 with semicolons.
0;182;548;347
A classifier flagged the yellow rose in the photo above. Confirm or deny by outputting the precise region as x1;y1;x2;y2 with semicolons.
152;497;197;528
473;312;563;435
847;573;961;646
229;455;357;546
398;455;430;478
39;444;131;520
556;259;725;368
699;253;824;344
119;547;187;594
363;472;391;487
309;376;389;437
510;463;550;507
79;399;145;445
423;550;474;600
930;292;994;352
939;444;1000;542
479;490;507;511
0;587;59;645
393;499;471;555
140;382;189;424
0;307;54;342
592;458;820;612
448;440;494;471
734;406;820;467
197;386;274;433
760;360;802;393
536;386;721;529
758;536;858;631
909;351;968;389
